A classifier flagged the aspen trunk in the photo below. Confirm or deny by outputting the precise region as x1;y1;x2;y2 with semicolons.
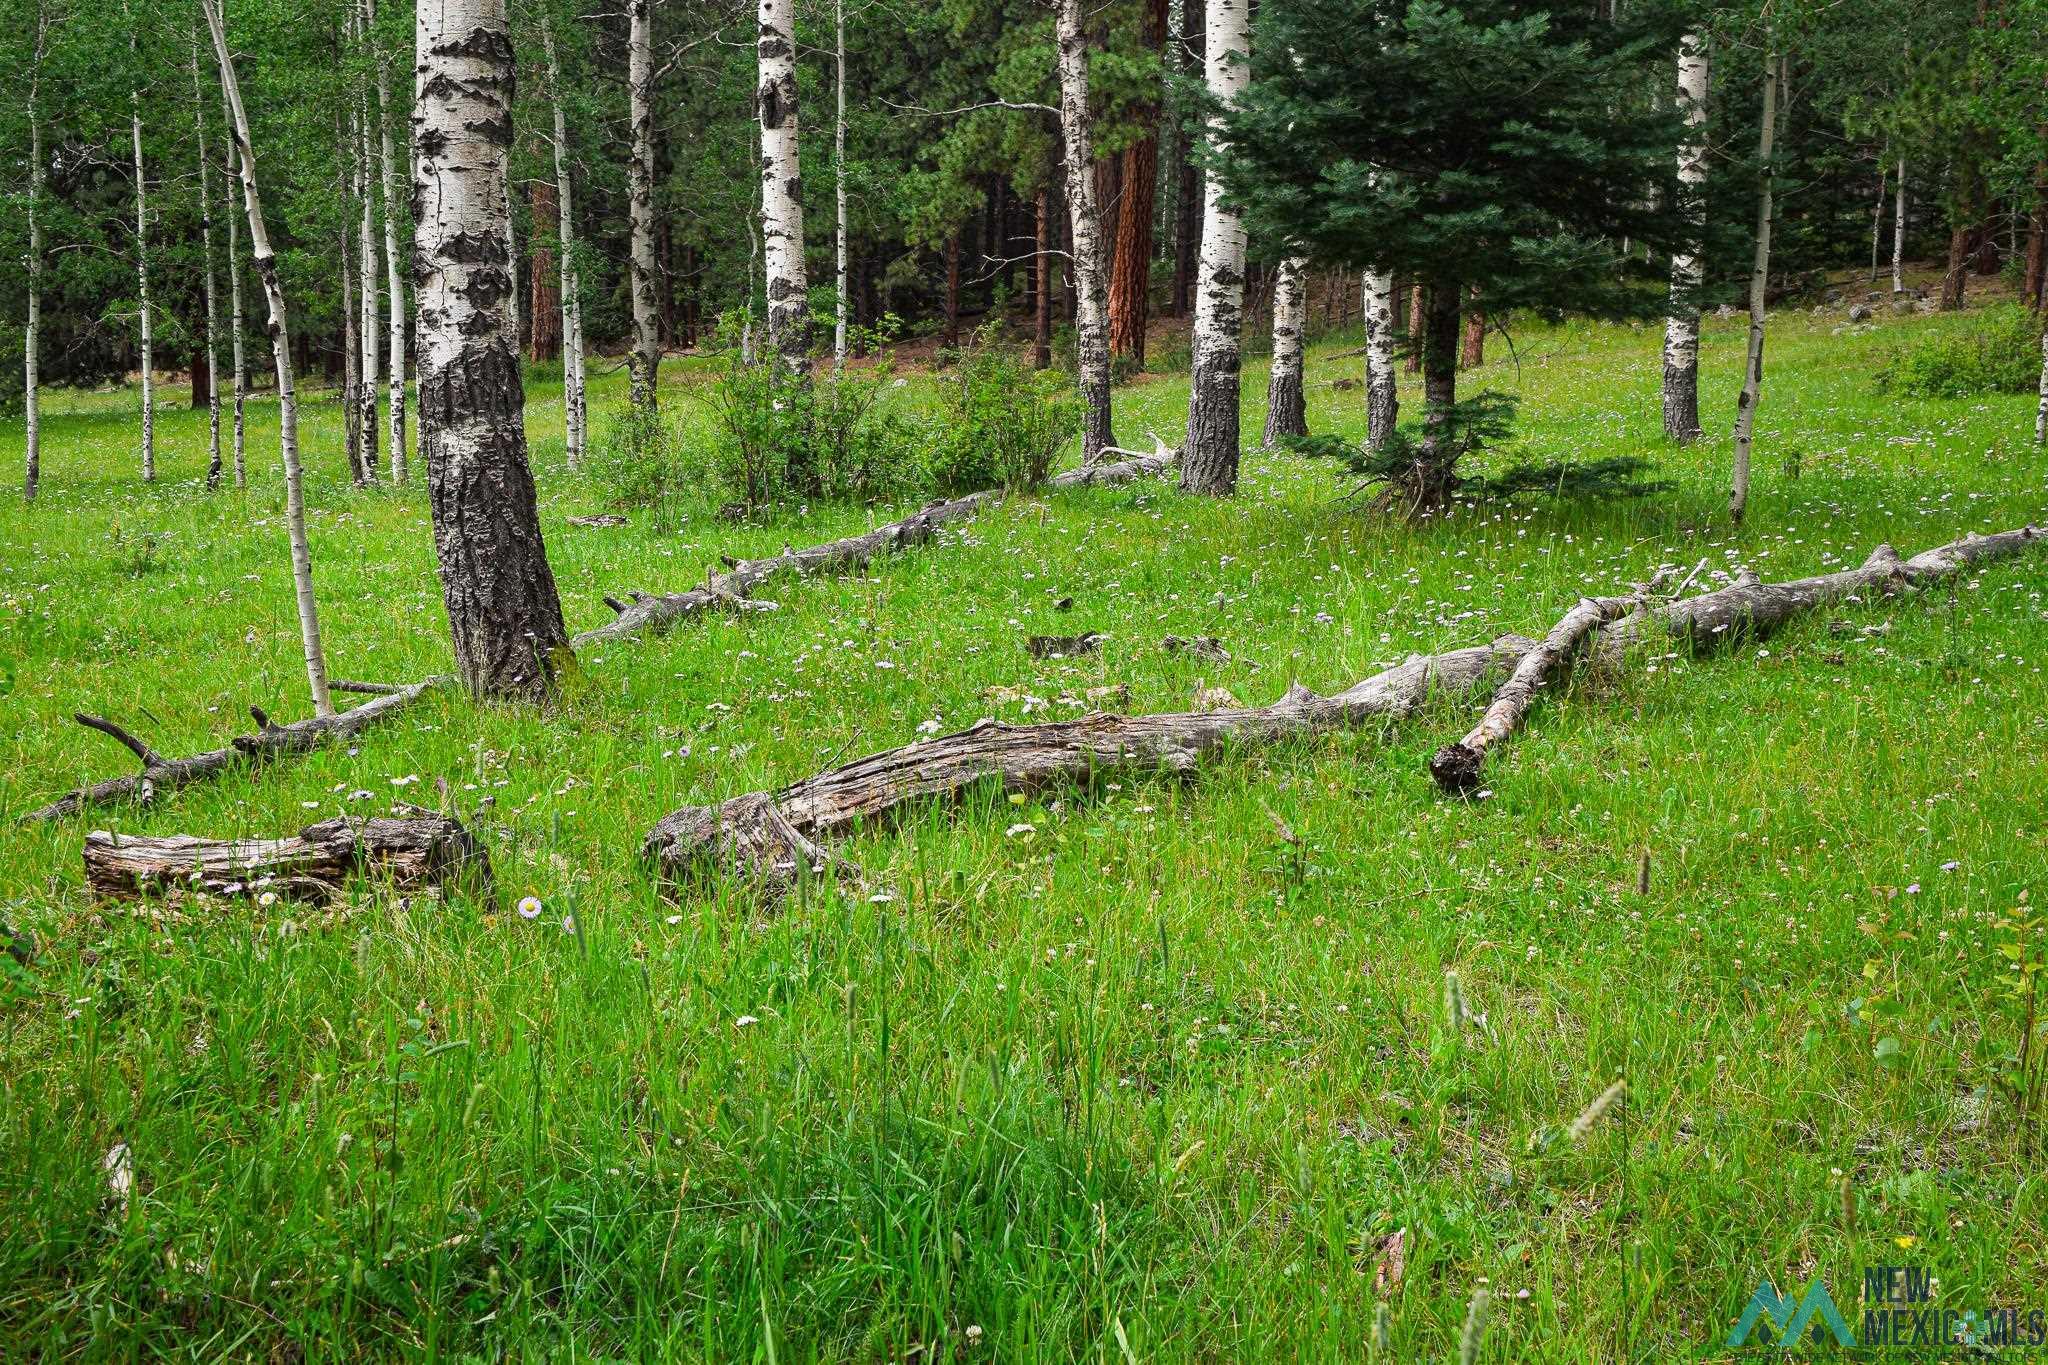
85;811;489;904
1035;185;1053;369
354;0;380;478
1661;31;1708;443
224;122;247;488
2036;319;2048;445
627;0;660;410
341;228;365;483
193;44;224;491
1262;255;1307;447
1056;0;1116;463
24;13;45;502
204;0;334;718
1362;270;1397;448
1870;164;1885;284
1730;46;1781;528
1179;0;1249;497
833;0;849;368
414;0;573;701
129;54;154;484
758;0;810;372
1405;282;1424;373
1892;157;1907;294
542;16;585;467
376;12;408;484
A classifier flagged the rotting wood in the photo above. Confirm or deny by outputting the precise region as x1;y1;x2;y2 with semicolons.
84;806;489;903
644;636;1534;899
645;524;2046;903
1027;633;1104;658
23;679;446;824
574;438;1175;649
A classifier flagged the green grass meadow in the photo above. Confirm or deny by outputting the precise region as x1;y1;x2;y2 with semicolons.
2;295;2046;1359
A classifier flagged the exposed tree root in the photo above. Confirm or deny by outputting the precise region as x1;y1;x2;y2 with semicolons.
646;523;2044;905
84;806;489;903
23;679;449;825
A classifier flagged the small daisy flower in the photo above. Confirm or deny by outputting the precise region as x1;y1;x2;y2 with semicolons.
257;891;279;908
517;896;544;920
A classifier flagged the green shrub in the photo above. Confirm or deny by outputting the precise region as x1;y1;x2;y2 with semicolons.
924;329;1082;492
583;403;690;514
1878;304;2043;399
700;318;928;510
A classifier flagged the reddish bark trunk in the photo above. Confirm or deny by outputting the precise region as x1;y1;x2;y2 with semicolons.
529;179;562;364
1035;186;1053;369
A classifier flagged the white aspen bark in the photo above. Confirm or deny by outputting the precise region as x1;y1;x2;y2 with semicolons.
2035;322;2048;445
355;0;380;476
414;0;572;699
24;9;45;501
1180;0;1250;496
1892;157;1908;294
1362;269;1397;448
376;8;409;483
1055;0;1115;462
223;119;247;489
1870;164;1885;284
1661;30;1708;444
833;0;848;369
1729;45;1781;528
542;17;585;466
758;0;810;372
1261;254;1307;447
203;0;335;718
192;43;223;490
129;44;154;484
627;0;660;410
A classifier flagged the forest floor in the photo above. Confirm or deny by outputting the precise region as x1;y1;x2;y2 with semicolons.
2;279;2046;1360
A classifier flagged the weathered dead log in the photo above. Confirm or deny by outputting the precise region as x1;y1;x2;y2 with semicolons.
575;439;1177;649
1163;634;1233;664
1027;632;1105;658
84;807;489;903
646;523;2046;901
1592;526;2043;668
644;636;1534;898
23;678;447;824
1430;591;1648;794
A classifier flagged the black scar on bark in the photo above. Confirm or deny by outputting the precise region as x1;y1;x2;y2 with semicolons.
784;176;801;201
467;114;514;148
429;27;514;63
444;231;508;265
416;127;449;160
760;84;787;130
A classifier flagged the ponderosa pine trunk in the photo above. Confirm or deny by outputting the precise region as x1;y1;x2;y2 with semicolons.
1730;46;1782;528
1460;291;1484;369
627;0;660;411
1400;282;1461;515
1108;0;1168;367
204;0;334;718
2025;169;2047;310
1056;0;1116;463
1661;30;1708;443
223;119;247;488
529;178;562;362
129;39;154;484
757;0;810;372
1179;0;1250;497
1262;255;1307;447
1362;269;1397;448
23;7;46;501
542;15;585;467
1892;157;1908;294
413;0;572;701
192;43;223;490
375;5;408;484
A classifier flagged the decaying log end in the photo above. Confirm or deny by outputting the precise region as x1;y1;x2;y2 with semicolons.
643;791;862;902
1428;742;1487;794
84;807;492;904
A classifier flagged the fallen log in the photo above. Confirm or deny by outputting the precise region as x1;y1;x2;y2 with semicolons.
645;523;2046;902
574;437;1177;649
1430;576;1669;794
84;807;490;903
644;636;1535;898
23;679;449;825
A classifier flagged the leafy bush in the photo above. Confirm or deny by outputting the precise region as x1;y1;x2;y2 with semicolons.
701;318;928;510
1878;304;2043;399
924;328;1082;492
583;403;689;514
